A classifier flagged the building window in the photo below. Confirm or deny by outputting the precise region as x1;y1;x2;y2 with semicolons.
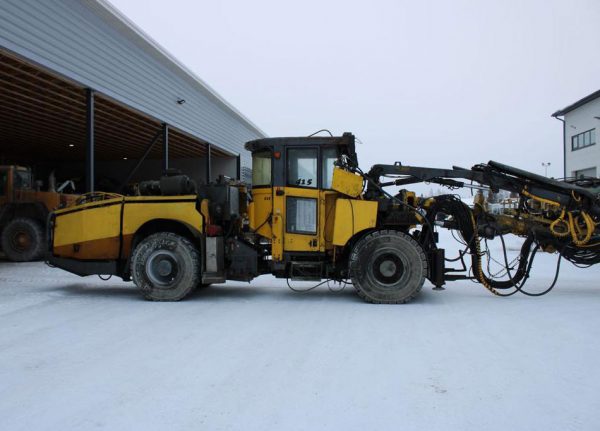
571;129;596;151
574;167;597;179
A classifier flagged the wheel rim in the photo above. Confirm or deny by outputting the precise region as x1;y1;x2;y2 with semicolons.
10;230;32;253
145;250;180;288
372;253;405;285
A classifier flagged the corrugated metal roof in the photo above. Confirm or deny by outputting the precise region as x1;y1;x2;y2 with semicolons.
0;0;265;167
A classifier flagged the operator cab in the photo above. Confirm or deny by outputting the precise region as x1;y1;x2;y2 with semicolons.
244;132;358;190
0;166;33;201
244;132;359;278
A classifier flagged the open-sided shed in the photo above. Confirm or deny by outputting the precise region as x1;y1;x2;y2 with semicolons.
0;0;265;192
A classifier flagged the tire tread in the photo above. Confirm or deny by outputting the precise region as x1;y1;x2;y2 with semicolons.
131;232;200;301
349;229;427;304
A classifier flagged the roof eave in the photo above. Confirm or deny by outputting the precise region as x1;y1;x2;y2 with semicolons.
551;89;600;118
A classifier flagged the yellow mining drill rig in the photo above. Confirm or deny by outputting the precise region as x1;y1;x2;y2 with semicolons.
48;133;600;302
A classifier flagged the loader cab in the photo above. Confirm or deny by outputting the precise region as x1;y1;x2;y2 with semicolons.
0;167;9;201
245;133;358;269
0;166;32;204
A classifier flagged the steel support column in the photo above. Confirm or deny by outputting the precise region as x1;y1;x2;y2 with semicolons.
85;88;95;192
162;123;169;172
205;144;212;184
236;154;241;180
118;128;163;193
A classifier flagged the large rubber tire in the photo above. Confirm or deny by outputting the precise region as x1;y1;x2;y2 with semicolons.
349;230;428;304
131;232;201;301
1;217;45;262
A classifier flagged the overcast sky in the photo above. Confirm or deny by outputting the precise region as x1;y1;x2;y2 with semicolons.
110;0;600;179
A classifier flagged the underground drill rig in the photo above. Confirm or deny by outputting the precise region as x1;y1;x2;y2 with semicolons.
48;133;600;303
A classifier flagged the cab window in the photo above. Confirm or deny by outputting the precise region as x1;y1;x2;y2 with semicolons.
0;170;7;196
287;148;317;188
252;150;272;186
322;147;338;189
286;197;317;234
14;169;32;190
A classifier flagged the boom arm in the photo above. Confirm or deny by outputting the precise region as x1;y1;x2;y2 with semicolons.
347;158;600;294
366;160;600;216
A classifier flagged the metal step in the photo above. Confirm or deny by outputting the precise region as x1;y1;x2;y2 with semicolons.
290;261;323;281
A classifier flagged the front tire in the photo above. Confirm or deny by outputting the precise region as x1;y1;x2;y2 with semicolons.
349;230;428;304
131;232;201;301
1;217;45;262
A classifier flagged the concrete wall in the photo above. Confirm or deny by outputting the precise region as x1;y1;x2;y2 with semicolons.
564;98;600;178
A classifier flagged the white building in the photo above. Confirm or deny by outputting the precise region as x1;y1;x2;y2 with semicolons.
552;90;600;179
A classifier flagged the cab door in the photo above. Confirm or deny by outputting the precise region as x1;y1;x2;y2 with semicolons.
276;147;321;255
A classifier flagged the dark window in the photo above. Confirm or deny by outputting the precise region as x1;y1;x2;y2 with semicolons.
13;169;32;190
0;170;7;195
286;197;317;234
572;129;596;151
287;148;317;188
574;167;597;179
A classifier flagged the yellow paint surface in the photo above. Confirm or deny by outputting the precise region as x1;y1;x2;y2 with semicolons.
331;167;364;198
53;195;202;260
332;199;378;246
53;198;123;247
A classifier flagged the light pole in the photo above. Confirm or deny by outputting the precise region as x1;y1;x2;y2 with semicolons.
542;162;551;177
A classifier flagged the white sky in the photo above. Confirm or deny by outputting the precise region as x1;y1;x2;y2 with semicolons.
110;0;600;179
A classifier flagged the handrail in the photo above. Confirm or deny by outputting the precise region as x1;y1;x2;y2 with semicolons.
74;192;124;206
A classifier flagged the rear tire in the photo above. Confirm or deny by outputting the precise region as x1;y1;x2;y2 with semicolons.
1;217;45;262
349;230;427;304
131;232;201;301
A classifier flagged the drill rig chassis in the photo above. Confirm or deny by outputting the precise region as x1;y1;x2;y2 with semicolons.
47;133;600;303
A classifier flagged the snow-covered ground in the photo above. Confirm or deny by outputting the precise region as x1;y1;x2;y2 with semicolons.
0;234;599;431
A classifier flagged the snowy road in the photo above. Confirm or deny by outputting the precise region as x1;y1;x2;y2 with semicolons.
0;243;599;430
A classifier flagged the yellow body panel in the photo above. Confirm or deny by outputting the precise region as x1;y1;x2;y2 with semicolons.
331;167;364;198
52;195;202;260
252;186;335;260
53;197;123;248
249;187;272;238
121;197;201;236
332;199;378;246
321;191;338;250
250;184;374;259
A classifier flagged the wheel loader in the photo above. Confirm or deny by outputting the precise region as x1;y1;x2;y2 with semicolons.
0;165;77;262
47;133;600;302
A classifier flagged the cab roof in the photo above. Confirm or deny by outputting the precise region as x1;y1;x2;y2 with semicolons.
244;132;355;153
